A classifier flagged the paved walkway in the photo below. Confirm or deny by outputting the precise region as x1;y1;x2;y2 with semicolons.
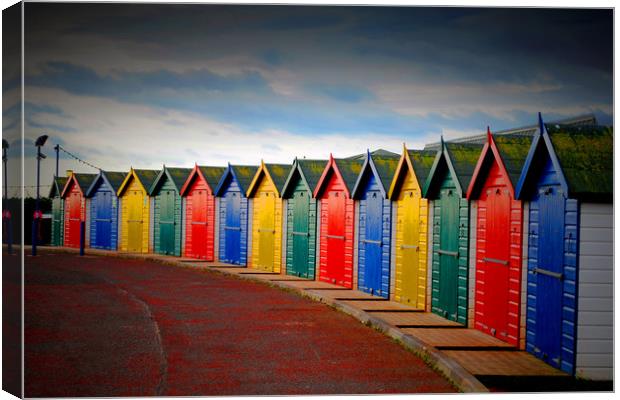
27;246;582;393
24;249;456;397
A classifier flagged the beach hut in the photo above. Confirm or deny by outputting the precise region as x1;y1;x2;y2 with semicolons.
422;140;483;325
313;155;363;288
148;166;192;256
351;150;399;298
246;161;292;272
117;168;160;253
60;172;97;249
466;129;533;347
515;115;613;379
280;158;327;279
214;164;258;265
85;170;126;250
387;147;436;308
179;164;226;261
49;175;68;246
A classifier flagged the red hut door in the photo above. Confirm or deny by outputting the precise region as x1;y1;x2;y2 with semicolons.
483;185;511;338
191;189;208;258
66;191;82;248
325;190;346;285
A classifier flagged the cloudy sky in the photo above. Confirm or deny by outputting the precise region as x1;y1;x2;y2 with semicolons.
3;3;613;196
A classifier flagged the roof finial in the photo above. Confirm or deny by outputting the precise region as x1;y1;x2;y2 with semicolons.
538;112;548;136
486;126;492;142
440;133;445;148
366;148;371;159
329;152;334;161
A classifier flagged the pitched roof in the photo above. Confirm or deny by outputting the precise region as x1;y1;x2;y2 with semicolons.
102;171;127;193
297;159;328;192
281;158;328;198
150;167;192;195
424;114;597;149
352;153;399;198
407;149;437;190
61;173;97;197
346;149;399;160
49;176;67;198
167;167;193;192
493;134;535;187
334;158;364;192
133;169;161;192
73;173;98;194
547;124;613;201
372;155;400;191
86;171;126;197
265;163;292;194
444;142;484;193
214;165;259;196
198;166;227;189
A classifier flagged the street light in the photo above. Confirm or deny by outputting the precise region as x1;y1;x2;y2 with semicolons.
2;139;8;200
32;134;48;256
2;139;11;254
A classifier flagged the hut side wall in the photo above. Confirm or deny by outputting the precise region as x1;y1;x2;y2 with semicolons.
576;202;613;380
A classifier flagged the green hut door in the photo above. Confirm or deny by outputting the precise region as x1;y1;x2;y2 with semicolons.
437;188;459;320
291;190;310;277
160;190;176;254
51;197;62;246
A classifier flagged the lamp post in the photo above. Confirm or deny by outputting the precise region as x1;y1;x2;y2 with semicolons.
32;134;48;256
54;144;59;178
2;139;11;254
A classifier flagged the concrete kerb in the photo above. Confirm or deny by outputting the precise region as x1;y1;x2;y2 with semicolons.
29;246;488;393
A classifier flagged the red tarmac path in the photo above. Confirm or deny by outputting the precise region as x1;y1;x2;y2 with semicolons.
24;251;456;397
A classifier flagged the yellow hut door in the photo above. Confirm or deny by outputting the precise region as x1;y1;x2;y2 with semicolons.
396;188;423;307
258;191;275;271
128;190;144;253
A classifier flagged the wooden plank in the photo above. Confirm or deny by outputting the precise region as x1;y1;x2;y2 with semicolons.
339;300;417;311
401;328;513;349
209;267;251;274
309;289;379;300
368;311;460;327
283;280;341;289
266;275;311;281
443;350;568;377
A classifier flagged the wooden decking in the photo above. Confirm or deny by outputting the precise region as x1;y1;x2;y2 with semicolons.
368;311;461;327
443;350;568;377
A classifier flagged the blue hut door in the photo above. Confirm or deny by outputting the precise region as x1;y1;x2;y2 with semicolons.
362;191;383;296
225;191;241;264
534;185;565;368
95;191;112;248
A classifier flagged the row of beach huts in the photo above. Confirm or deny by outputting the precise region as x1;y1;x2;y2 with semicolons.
48;115;613;380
